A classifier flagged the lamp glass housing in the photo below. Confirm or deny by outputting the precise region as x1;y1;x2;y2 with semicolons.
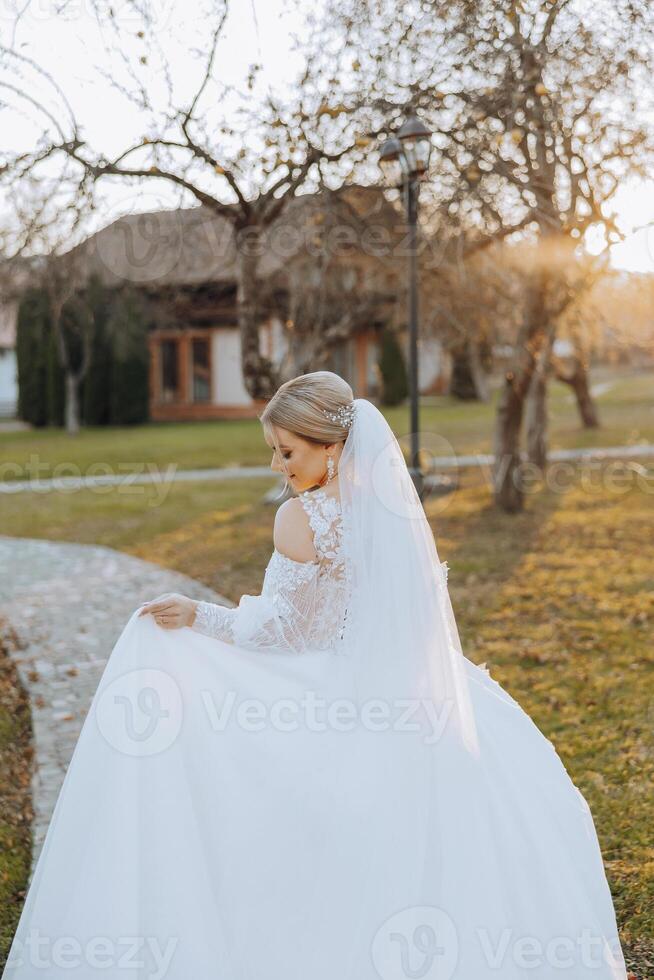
398;116;432;175
379;137;404;187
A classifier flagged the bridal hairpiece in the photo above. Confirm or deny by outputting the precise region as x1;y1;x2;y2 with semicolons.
323;402;356;429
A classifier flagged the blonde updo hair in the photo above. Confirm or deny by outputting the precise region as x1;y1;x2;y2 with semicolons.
260;371;354;488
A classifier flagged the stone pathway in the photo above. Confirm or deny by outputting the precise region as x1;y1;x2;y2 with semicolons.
1;444;652;494
432;442;654;470
0;536;227;874
0;465;274;494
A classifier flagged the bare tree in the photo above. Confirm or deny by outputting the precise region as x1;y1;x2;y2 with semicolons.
553;349;600;428
314;0;654;509
41;253;96;433
551;304;601;429
0;2;384;399
421;241;520;403
0;170;97;432
524;319;557;470
275;186;403;374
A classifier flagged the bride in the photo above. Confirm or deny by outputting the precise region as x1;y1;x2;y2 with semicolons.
3;371;628;980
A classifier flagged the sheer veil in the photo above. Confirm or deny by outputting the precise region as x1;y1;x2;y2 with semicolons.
337;397;480;756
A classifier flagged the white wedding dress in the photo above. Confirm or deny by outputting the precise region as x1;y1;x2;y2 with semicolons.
3;403;628;980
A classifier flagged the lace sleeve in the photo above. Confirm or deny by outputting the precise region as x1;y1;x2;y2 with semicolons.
191;601;238;644
191;554;321;654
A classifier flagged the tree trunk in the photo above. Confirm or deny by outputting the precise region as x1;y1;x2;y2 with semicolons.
449;342;479;400
468;337;490;402
555;357;600;428
65;372;80;435
235;226;279;400
493;377;526;513
493;270;548;513
573;370;600;428
526;327;555;469
525;369;548;470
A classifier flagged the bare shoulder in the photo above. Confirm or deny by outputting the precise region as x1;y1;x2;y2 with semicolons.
273;497;318;563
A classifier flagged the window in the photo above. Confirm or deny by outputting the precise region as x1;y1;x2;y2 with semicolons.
160;339;179;403
191;337;211;403
366;335;382;397
328;341;355;387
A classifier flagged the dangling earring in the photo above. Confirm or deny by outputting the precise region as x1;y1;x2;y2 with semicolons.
326;455;335;483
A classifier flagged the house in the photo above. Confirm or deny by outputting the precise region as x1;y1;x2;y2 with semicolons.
4;185;453;424
0;254;32;419
73;185;435;420
0;299;18;418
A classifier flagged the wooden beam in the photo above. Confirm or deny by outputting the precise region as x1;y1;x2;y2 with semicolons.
178;333;190;404
148;335;160;417
355;333;368;396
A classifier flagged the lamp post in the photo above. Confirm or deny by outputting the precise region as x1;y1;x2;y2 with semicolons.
379;114;432;500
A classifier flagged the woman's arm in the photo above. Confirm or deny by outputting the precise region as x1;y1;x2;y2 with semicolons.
139;498;320;654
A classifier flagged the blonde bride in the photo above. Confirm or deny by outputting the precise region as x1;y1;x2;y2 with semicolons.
3;371;627;980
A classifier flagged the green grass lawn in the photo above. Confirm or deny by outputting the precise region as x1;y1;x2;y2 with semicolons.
1;366;652;483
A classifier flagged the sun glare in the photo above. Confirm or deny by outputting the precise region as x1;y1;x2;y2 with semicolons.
587;178;654;273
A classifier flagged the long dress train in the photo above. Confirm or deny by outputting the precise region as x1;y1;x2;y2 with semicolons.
2;485;628;980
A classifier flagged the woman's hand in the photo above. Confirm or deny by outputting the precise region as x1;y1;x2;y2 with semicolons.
138;593;198;630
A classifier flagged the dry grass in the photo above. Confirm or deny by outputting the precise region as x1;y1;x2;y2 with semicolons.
1;464;652;974
0;624;33;970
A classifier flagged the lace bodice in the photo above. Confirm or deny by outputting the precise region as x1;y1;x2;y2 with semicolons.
192;487;350;654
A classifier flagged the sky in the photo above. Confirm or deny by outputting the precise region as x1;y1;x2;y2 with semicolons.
588;180;654;274
2;0;654;274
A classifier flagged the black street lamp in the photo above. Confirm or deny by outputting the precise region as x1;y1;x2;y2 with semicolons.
379;114;432;500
